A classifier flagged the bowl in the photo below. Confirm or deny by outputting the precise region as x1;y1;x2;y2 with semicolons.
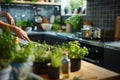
41;23;52;31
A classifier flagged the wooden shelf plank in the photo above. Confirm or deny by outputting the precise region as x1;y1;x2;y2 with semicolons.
0;1;61;6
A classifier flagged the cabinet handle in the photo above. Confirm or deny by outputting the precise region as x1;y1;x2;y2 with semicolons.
83;57;100;64
95;50;99;53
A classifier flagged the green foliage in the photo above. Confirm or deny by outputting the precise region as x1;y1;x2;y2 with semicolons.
10;42;35;63
16;20;34;28
0;29;16;60
61;41;88;59
33;42;52;62
65;15;83;31
72;76;83;80
49;45;62;68
31;0;37;2
27;20;34;27
5;0;12;3
65;15;82;28
70;0;83;10
0;29;36;64
52;17;62;31
0;29;17;69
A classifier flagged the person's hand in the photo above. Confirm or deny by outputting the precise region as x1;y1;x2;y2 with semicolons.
5;12;15;25
12;26;30;41
1;12;15;25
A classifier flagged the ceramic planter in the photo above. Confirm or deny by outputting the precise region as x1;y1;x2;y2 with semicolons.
0;65;12;80
70;58;81;72
66;23;73;33
11;62;32;80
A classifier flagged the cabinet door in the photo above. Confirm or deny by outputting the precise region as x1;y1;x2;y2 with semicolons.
104;48;120;73
80;43;104;66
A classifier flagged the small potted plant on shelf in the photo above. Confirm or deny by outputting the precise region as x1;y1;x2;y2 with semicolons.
64;15;83;33
61;41;88;72
69;0;83;14
16;20;33;31
52;17;63;32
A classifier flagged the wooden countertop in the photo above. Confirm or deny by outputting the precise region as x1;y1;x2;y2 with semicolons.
39;60;120;80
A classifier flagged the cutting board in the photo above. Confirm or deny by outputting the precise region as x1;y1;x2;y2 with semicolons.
114;16;120;41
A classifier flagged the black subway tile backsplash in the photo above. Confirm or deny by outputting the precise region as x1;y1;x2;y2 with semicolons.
0;3;60;23
1;0;120;42
86;0;120;41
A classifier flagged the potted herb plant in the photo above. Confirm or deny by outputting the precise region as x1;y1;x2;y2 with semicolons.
69;0;83;14
52;17;63;32
61;41;88;72
32;42;52;74
64;15;83;33
47;45;62;79
10;40;36;80
0;29;16;80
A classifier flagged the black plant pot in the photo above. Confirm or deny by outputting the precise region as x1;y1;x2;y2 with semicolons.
48;65;60;79
70;58;81;72
33;61;49;74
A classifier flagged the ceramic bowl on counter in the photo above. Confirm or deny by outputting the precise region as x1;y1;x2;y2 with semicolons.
41;23;52;31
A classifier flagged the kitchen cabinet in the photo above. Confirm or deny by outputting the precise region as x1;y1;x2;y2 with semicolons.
67;37;104;67
28;32;68;45
28;34;45;43
80;43;104;67
44;34;68;45
104;48;120;73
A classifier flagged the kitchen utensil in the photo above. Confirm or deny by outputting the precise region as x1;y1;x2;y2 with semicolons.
33;7;43;30
92;28;101;39
41;23;52;31
33;7;42;23
81;28;93;39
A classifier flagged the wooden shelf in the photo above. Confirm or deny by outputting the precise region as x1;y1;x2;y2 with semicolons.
0;1;61;6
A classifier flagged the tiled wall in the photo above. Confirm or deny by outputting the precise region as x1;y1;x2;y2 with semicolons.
1;0;120;42
0;3;60;23
85;0;120;41
62;0;120;42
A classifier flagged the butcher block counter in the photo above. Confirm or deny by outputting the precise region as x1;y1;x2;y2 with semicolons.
40;60;120;80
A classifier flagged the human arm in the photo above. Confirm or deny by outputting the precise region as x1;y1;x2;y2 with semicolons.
0;11;15;25
0;20;30;41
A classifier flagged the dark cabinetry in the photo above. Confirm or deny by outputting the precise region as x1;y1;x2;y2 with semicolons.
28;34;68;45
44;34;68;45
80;43;104;67
104;48;120;73
28;34;45;43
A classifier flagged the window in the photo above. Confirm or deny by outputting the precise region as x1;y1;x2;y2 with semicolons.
61;0;87;16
